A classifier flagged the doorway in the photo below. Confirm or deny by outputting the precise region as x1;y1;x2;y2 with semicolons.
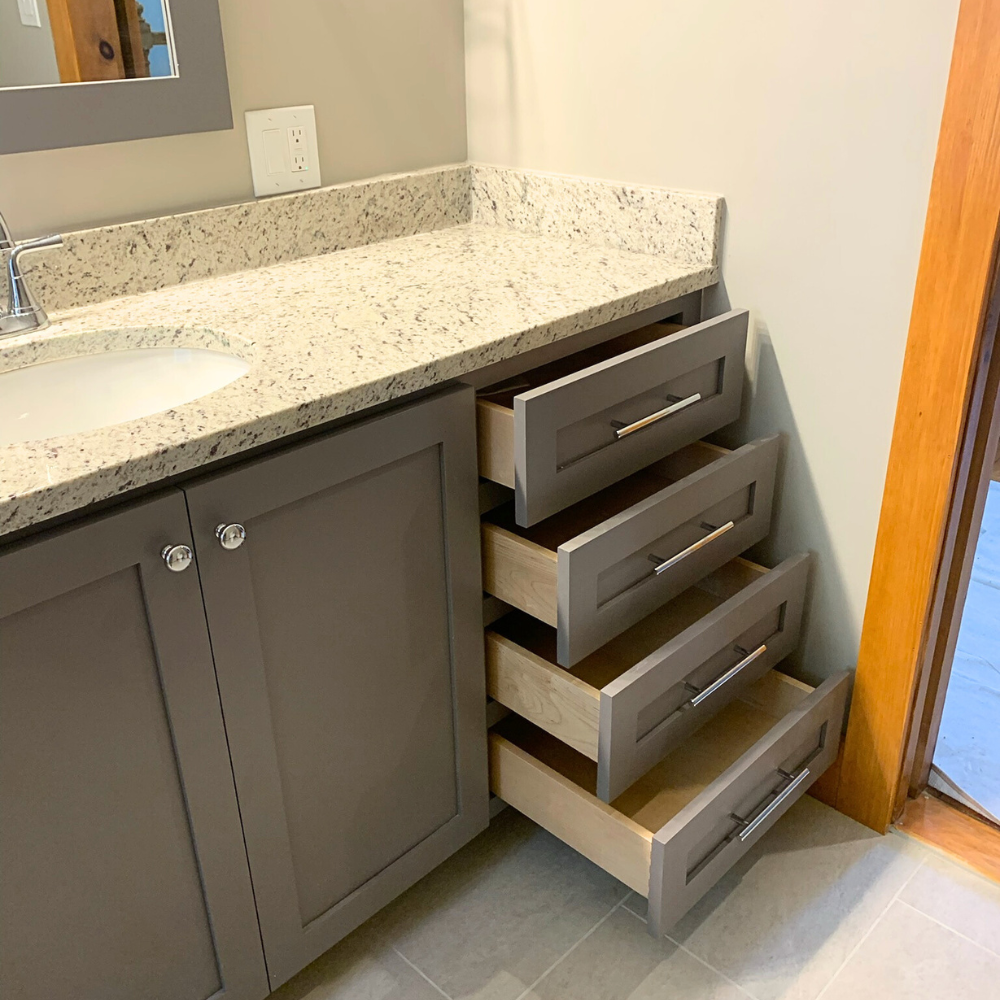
931;439;1000;824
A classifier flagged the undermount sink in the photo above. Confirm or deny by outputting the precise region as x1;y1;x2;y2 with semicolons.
0;341;251;446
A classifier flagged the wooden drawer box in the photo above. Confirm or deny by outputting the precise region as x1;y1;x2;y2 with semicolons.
477;311;749;527
489;669;851;937
481;437;780;666
487;553;810;801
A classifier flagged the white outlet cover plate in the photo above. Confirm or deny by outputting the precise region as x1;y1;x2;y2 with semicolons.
245;106;322;198
17;0;42;28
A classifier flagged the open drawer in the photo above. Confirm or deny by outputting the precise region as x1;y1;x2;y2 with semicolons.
487;553;810;801
489;668;851;937
481;436;780;666
476;310;749;527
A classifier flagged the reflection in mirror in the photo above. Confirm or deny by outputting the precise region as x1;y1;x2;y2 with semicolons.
0;0;175;89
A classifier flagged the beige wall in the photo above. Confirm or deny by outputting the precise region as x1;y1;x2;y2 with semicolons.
1;0;467;237
0;0;60;89
466;0;959;683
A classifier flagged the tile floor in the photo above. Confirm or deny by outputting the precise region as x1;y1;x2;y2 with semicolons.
271;797;1000;1000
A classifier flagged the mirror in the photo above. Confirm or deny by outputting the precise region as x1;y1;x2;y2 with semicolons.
0;1;176;89
0;0;230;153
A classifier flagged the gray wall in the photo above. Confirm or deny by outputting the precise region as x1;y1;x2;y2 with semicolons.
465;0;960;684
0;0;60;88
0;0;468;235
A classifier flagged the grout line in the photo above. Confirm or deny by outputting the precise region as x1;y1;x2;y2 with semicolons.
618;902;758;999
511;896;628;1000
621;894;647;921
814;858;925;1000
392;946;455;1000
662;933;760;1000
895;898;1000;960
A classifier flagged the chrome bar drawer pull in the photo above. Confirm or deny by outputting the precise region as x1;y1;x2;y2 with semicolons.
690;643;768;707
732;767;812;842
648;520;735;576
612;392;702;440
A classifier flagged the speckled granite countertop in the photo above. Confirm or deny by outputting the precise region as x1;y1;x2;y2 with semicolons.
0;165;722;537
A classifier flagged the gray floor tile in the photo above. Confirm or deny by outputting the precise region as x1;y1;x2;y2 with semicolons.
820;900;1000;1000
899;851;1000;956
524;906;749;1000
666;796;925;1000
269;919;445;1000
374;809;629;1000
621;892;650;921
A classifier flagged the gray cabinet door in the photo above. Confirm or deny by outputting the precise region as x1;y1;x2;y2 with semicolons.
184;386;489;990
0;492;268;1000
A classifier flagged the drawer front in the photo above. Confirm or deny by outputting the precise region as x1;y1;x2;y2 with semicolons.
558;436;780;666
647;671;851;937
597;554;811;801
515;310;748;526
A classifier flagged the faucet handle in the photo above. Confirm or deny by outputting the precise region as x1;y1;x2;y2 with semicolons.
2;232;63;336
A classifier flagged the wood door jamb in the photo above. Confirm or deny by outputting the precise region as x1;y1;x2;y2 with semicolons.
836;0;1000;833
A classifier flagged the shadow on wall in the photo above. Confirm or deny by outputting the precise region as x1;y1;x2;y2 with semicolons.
739;324;858;688
700;214;859;686
465;0;528;164
701;301;857;689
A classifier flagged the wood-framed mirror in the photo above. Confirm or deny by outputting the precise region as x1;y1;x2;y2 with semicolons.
0;0;231;154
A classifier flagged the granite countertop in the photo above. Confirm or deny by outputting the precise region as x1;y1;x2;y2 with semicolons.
0;165;722;537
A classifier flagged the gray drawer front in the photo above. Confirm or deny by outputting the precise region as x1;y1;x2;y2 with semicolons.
557;435;780;667
515;310;748;526
597;554;811;802
647;671;851;937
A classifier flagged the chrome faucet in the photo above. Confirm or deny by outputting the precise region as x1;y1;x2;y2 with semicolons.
0;211;63;338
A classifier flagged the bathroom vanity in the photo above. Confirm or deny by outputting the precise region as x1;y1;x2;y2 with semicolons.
0;166;847;1000
1;386;485;996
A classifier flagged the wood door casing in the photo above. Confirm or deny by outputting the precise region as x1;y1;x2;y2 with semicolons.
836;0;1000;832
185;386;488;990
908;309;1000;797
0;491;267;1000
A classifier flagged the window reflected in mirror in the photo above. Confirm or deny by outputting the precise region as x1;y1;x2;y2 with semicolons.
0;0;175;89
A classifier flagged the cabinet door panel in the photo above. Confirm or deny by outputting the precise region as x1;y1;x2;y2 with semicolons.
185;386;488;989
250;445;459;923
0;492;266;1000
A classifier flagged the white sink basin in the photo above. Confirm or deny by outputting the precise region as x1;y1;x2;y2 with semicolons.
0;345;251;446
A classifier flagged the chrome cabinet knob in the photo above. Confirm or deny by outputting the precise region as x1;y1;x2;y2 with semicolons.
161;544;194;572
215;523;247;550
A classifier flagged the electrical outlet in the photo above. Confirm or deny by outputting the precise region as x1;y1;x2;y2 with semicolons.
245;106;321;197
17;0;42;28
